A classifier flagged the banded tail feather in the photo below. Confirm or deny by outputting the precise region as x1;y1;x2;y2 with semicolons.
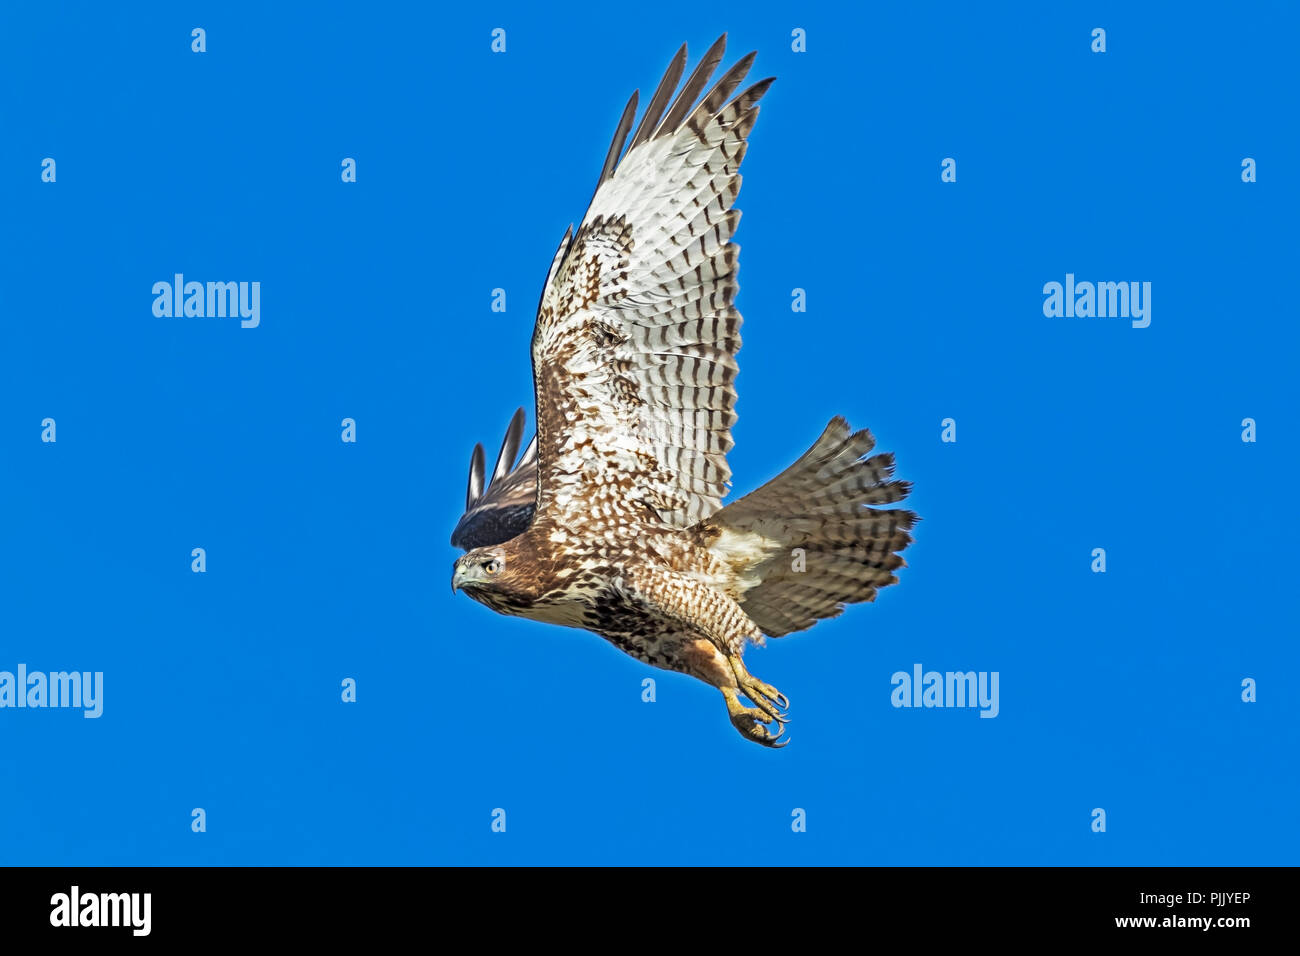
699;417;917;638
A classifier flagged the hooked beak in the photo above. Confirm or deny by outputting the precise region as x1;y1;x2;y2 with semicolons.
451;560;473;594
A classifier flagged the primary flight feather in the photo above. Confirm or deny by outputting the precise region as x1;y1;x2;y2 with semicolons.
451;35;917;747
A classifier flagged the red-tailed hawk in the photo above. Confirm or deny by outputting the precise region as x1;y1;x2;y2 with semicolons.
451;35;916;747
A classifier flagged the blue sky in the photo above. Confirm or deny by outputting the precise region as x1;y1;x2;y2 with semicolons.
1;1;1296;865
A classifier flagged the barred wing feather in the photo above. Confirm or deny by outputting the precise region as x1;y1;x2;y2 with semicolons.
530;34;773;531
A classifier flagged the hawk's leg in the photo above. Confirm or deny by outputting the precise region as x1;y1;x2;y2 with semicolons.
628;567;791;746
722;655;790;748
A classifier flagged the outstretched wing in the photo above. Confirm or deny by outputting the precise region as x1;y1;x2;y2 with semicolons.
530;35;772;531
450;407;539;550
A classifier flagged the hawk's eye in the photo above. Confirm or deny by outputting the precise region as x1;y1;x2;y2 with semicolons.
483;558;503;576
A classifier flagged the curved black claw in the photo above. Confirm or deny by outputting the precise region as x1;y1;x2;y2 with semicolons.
745;685;790;723
723;686;791;749
728;659;790;724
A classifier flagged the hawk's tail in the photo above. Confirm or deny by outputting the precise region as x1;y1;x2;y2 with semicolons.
701;417;917;638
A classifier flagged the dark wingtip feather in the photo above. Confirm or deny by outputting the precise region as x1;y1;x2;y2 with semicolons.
694;50;756;119
520;434;538;466
655;33;728;139
597;90;639;189
627;43;688;153
593;40;772;202
492;408;526;485
734;76;777;114
467;443;485;509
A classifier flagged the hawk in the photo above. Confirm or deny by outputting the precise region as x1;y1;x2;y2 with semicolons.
451;35;917;747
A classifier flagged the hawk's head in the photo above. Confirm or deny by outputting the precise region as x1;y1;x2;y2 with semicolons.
452;546;529;613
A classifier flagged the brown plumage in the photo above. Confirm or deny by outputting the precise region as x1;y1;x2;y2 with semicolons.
451;36;917;747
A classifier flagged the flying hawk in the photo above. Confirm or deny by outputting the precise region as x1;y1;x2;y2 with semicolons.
451;35;917;747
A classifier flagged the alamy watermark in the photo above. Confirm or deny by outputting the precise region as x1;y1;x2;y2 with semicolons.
152;274;260;328
50;886;150;936
0;665;103;718
891;664;999;718
1043;273;1151;328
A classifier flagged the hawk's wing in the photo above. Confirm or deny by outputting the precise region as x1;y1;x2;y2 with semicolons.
450;407;538;550
531;35;772;530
